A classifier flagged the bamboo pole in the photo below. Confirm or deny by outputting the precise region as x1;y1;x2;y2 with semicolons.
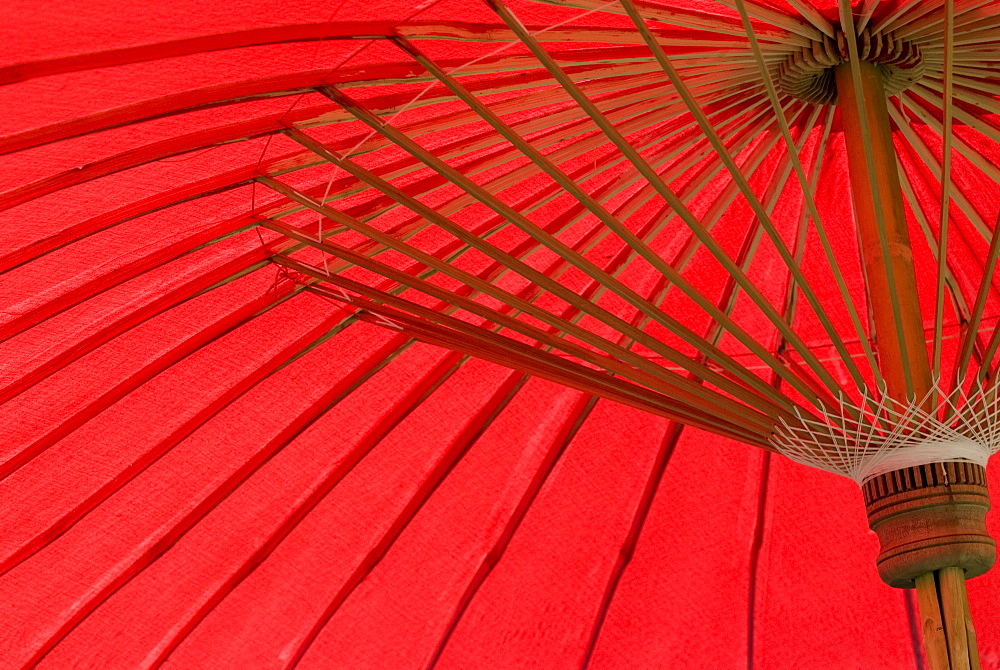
835;35;981;670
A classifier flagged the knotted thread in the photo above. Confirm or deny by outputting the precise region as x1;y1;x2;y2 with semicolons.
771;380;1000;485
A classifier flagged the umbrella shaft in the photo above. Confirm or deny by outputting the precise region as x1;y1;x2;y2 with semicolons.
834;59;934;406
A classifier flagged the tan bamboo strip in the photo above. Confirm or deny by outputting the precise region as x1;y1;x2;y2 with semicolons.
836;3;932;404
856;0;881;33
869;0;922;34
881;2;952;39
278;92;780;357
312;92;806;411
732;0;883;397
259;175;791;422
895;160;973;331
386;37;820;411
620;0;865;401
298;72;770;223
270;236;759;430
769;0;836;37
537;0;809;45
915;572;954;670
896;0;994;43
628;105;826;385
708;0;830;40
840;3;983;666
933;0;956;404
489;0;850;408
272;78;774;262
939;567;974;670
889;105;996;254
285;258;775;443
954;218;1000;386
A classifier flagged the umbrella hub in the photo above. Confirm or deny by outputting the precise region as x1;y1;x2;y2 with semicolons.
863;462;995;589
777;26;926;105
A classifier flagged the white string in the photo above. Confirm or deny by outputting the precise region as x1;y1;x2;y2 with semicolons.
771;378;1000;485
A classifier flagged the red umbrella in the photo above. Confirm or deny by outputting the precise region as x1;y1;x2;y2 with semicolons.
2;0;999;667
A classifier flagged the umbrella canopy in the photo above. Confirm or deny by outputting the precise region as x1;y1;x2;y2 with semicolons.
2;0;999;667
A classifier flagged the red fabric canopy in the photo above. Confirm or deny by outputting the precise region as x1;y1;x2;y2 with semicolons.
2;0;1000;667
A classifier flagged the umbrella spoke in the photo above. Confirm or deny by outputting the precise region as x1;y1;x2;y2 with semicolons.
490;0;849;409
733;0;884;398
299;93;805;414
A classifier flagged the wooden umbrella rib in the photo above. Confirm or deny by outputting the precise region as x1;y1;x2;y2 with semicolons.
631;106;821;366
484;0;846;411
0;53;755;218
895;157;974;334
582;111;832;657
889;97;995;244
304;96;802;414
732;0;884;397
268;231;787;434
895;0;994;42
933;0;957;399
278;96;777;371
0;56;684;157
538;0;809;45
715;0;833;39
289;261;776;439
260;179;787;425
386;37;810;412
609;0;854;404
954;213;1000;386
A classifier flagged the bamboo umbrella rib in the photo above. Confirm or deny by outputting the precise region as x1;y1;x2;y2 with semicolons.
897;0;994;43
0;59;760;219
584;114;828;659
261;174;789;424
837;0;921;400
383;37;819;412
540;0;809;45
290;263;773;440
0;19;790;88
712;0;833;40
955;213;1000;385
628;106;822;367
278;93;779;372
895;92;1000;202
889;98;996;244
895;158;974;329
776;0;837;37
0;57;692;157
615;0;858;402
856;0;881;33
309;93;807;413
933;0;956;403
260;179;788;427
2;68;762;282
487;0;848;408
732;0;883;396
881;1;950;38
292;163;832;661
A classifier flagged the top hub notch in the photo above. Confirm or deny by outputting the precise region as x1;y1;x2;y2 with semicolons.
776;26;927;105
